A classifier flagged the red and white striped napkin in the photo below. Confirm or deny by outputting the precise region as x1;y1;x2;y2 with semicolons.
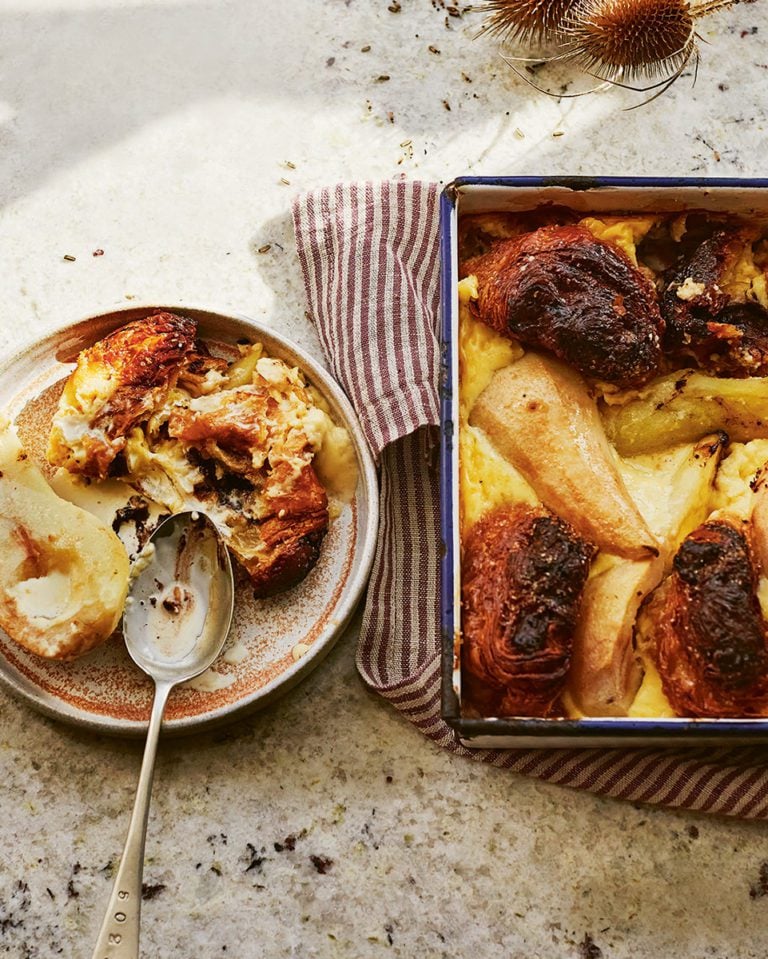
292;180;768;820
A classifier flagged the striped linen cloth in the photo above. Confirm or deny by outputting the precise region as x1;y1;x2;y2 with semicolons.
292;180;768;820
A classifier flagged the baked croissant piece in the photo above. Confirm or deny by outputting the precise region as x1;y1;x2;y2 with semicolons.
461;504;596;718
662;226;768;378
638;518;768;717
48;313;332;598
463;224;665;388
47;312;202;479
170;394;329;598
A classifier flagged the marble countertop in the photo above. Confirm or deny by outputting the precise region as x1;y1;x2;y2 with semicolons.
2;1;768;956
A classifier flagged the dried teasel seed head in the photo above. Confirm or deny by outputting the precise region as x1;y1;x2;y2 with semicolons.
564;0;740;82
563;0;700;80
478;0;581;46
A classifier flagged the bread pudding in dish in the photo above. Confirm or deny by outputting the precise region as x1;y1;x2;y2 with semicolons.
47;312;356;606
458;210;768;720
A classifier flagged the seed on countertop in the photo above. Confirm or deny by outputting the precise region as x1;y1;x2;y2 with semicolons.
375;74;391;82
257;244;272;254
429;45;441;54
361;44;371;52
442;99;451;110
279;177;291;185
578;933;603;959
388;1;401;11
274;830;304;852
244;843;267;873
141;883;166;900
63;254;76;261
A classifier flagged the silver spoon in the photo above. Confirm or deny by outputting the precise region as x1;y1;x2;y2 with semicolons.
91;511;234;959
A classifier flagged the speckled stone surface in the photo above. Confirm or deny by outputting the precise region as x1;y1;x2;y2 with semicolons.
2;2;768;957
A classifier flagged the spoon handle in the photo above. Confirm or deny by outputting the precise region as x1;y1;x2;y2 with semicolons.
90;680;174;959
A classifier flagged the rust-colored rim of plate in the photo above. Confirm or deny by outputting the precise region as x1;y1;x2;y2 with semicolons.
0;303;379;737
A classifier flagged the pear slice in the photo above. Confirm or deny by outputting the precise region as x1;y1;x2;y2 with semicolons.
570;434;726;717
0;420;129;660
617;432;727;563
602;370;768;456
469;353;658;560
568;555;664;717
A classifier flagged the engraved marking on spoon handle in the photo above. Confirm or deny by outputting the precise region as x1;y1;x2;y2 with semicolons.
90;679;174;959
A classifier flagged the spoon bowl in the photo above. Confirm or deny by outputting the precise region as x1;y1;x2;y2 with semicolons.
124;511;235;682
91;511;234;959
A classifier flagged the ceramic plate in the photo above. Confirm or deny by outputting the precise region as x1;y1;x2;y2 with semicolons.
0;305;378;736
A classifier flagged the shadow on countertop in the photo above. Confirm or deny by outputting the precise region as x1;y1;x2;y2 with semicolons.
1;0;759;213
0;0;491;208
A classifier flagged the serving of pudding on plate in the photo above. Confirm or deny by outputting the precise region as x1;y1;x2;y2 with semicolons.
457;208;768;721
0;310;357;662
48;311;357;596
0;304;376;734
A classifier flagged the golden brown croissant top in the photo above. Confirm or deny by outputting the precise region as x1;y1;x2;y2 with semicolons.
643;518;768;718
463;224;665;389
48;312;198;478
461;504;596;718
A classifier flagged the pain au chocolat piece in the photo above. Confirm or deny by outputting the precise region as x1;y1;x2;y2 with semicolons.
461;504;596;718
662;225;768;378
464;224;665;389
641;518;768;718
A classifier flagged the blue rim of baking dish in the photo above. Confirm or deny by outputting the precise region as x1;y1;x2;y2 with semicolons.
439;175;768;746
